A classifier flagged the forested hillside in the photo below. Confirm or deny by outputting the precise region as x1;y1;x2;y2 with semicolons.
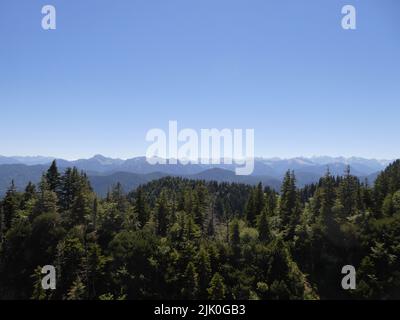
0;160;399;300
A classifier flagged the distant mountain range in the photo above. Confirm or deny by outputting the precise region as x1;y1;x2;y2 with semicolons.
0;155;393;196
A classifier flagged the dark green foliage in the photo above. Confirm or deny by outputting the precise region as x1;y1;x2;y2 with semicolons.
230;219;241;264
155;190;169;237
135;187;149;228
258;208;270;242
181;262;199;299
46;160;61;193
0;160;399;300
279;171;301;241
208;273;226;300
196;246;212;298
374;160;400;213
2;180;19;231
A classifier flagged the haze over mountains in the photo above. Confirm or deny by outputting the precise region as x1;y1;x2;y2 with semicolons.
0;155;393;196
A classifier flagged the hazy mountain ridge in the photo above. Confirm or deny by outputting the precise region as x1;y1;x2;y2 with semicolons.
0;155;391;174
0;155;392;196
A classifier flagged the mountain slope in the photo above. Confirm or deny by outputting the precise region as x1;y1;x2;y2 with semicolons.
188;168;282;190
89;171;168;196
0;156;392;196
0;164;48;195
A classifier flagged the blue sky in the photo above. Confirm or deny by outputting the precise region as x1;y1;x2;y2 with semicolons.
0;0;399;160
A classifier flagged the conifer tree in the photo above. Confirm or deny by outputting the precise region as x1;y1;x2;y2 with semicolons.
192;185;208;230
46;160;61;193
91;198;98;231
318;170;337;235
2;180;19;231
245;190;256;227
67;276;86;300
258;208;270;242
336;166;359;219
135;188;149;228
155;191;169;237
279;171;300;240
70;192;92;227
184;214;201;241
181;262;199;299
231;219;241;263
34;178;58;217
197;247;212;298
254;182;265;217
23;182;37;204
208;273;226;300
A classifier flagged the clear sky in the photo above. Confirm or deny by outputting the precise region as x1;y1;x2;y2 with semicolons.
0;0;399;160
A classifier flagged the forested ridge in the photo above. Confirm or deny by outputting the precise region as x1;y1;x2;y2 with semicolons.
0;160;399;300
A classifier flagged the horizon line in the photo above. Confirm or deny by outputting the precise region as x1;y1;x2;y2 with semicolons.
0;154;395;162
